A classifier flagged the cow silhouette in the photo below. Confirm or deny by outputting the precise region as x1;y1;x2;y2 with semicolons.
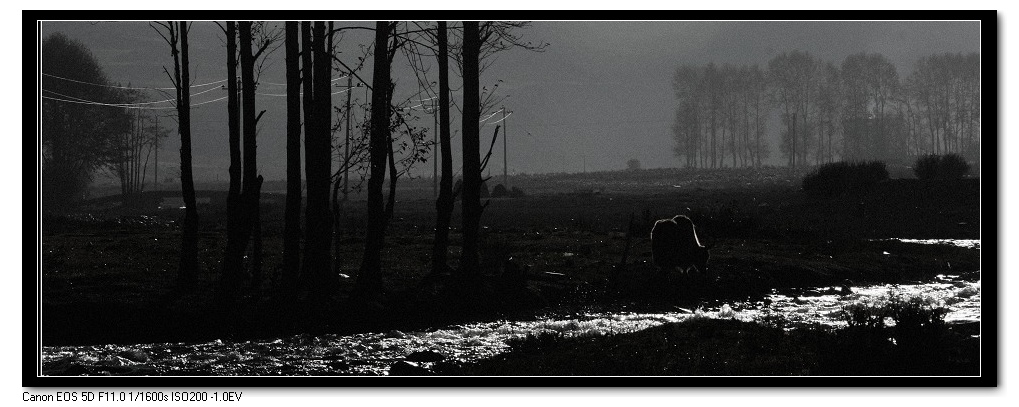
651;215;710;274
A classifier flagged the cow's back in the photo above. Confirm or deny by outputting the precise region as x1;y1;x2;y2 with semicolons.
652;215;710;273
671;215;701;250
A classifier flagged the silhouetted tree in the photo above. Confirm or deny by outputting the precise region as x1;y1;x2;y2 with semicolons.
453;21;545;277
355;21;394;298
704;62;721;168
239;21;265;286
299;21;316;285
41;33;132;209
152;21;198;283
747;64;770;167
815;61;842;164
219;21;244;294
109;103;167;200
340;21;436;296
283;21;302;284
219;21;279;293
769;50;818;168
304;21;334;292
459;21;482;276
841;53;901;162
431;21;454;276
721;63;740;167
905;52;980;159
671;65;702;167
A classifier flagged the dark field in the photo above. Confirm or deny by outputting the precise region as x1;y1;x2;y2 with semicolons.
40;168;981;358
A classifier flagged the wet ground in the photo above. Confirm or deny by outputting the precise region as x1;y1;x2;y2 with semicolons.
41;239;980;376
38;172;982;376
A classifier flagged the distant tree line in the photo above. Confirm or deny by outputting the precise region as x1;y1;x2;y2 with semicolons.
672;50;980;168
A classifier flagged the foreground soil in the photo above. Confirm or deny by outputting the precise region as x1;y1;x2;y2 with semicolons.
39;169;981;346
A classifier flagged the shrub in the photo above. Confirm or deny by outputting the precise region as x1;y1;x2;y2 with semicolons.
626;158;642;171
912;154;940;180
840;303;887;330
940;154;970;178
801;161;889;196
838;295;947;347
885;295;948;349
491;184;508;198
509;186;525;198
913;153;970;180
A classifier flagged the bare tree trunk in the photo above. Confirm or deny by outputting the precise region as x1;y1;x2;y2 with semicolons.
459;21;482;276
710;107;717;168
283;21;302;284
300;22;315;281
239;21;263;284
175;21;199;284
432;21;454;276
305;21;334;291
219;21;245;295
356;21;392;298
219;20;248;295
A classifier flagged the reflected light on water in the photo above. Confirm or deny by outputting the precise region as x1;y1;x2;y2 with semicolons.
42;239;980;376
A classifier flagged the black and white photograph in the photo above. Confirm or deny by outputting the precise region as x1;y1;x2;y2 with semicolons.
28;9;996;392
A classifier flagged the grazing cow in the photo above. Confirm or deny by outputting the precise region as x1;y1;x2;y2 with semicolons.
651;215;710;274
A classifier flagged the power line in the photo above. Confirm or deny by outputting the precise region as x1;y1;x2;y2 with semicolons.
43;85;221;107
42;94;227;110
255;88;350;97
42;72;225;90
478;110;501;123
486;111;512;125
44;82;350;107
42;95;178;109
259;74;349;86
42;72;349;91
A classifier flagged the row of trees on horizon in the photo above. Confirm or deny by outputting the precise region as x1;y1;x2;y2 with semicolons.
671;50;981;169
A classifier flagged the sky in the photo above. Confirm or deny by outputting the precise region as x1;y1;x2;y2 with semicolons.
39;19;981;182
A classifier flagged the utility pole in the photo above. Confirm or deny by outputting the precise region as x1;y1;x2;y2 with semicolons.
433;98;438;198
154;114;159;191
502;106;507;188
343;73;352;201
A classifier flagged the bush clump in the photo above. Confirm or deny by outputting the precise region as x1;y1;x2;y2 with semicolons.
838;295;948;347
821;295;956;375
491;184;508;198
801;161;889;196
913;153;970;180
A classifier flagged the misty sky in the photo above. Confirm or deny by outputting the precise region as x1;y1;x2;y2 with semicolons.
39;20;981;182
